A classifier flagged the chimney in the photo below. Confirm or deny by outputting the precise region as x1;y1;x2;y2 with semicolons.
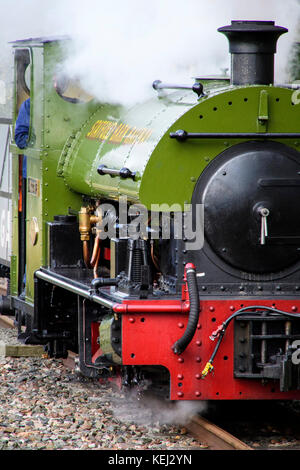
218;20;288;85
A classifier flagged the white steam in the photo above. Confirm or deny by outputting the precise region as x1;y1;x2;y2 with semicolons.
0;0;299;110
112;393;207;427
59;0;300;105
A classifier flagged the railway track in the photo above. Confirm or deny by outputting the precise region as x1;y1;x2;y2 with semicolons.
186;415;252;450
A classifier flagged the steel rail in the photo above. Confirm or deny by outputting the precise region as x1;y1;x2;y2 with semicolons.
186;415;253;450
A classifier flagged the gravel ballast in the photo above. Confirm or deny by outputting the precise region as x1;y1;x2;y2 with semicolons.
0;326;205;450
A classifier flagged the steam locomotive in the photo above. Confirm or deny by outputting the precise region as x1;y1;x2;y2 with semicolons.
1;20;300;401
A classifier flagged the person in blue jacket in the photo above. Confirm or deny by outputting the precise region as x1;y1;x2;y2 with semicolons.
14;98;30;178
14;98;30;298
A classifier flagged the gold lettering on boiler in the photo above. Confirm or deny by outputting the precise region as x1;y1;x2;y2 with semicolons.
86;120;152;145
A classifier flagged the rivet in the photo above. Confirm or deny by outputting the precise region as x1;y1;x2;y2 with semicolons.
196;340;202;347
178;357;184;363
195;374;201;380
276;286;281;291
178;322;184;329
196;357;202;363
177;392;184;397
230;305;235;311
129;318;135;323
195;391;201;397
177;374;184;380
202;286;206;291
209;306;215;312
292;306;297;312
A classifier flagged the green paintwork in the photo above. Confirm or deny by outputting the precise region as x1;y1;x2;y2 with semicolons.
8;38;300;304
61;83;300;209
10;38;97;302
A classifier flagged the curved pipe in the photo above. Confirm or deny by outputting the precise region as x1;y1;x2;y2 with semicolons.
90;236;100;267
83;241;92;269
172;263;200;355
83;236;100;271
93;244;101;279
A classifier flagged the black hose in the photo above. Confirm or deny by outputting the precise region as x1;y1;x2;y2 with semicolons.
91;277;119;290
172;265;200;355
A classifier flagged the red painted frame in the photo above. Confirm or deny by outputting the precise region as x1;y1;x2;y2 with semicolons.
120;298;300;400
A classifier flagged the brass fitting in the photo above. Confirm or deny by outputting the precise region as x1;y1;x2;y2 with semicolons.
79;206;102;241
79;207;92;241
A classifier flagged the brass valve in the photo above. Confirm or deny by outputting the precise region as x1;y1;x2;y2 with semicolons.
79;206;101;241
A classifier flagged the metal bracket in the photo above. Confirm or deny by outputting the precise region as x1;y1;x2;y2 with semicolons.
97;164;136;180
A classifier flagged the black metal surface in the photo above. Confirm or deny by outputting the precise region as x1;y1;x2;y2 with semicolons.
18;174;26;295
218;20;287;85
116;238;152;297
234;314;300;391
77;298;102;377
170;130;300;142
193;141;300;274
47;215;83;269
110;238;128;279
0;295;11;314
31;276;78;356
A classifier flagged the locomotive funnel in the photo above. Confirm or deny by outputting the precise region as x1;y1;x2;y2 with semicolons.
218;20;288;85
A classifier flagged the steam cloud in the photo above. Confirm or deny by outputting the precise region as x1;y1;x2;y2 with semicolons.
0;0;299;110
112;392;208;427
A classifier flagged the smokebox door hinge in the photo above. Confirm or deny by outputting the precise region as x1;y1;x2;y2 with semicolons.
257;90;269;132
